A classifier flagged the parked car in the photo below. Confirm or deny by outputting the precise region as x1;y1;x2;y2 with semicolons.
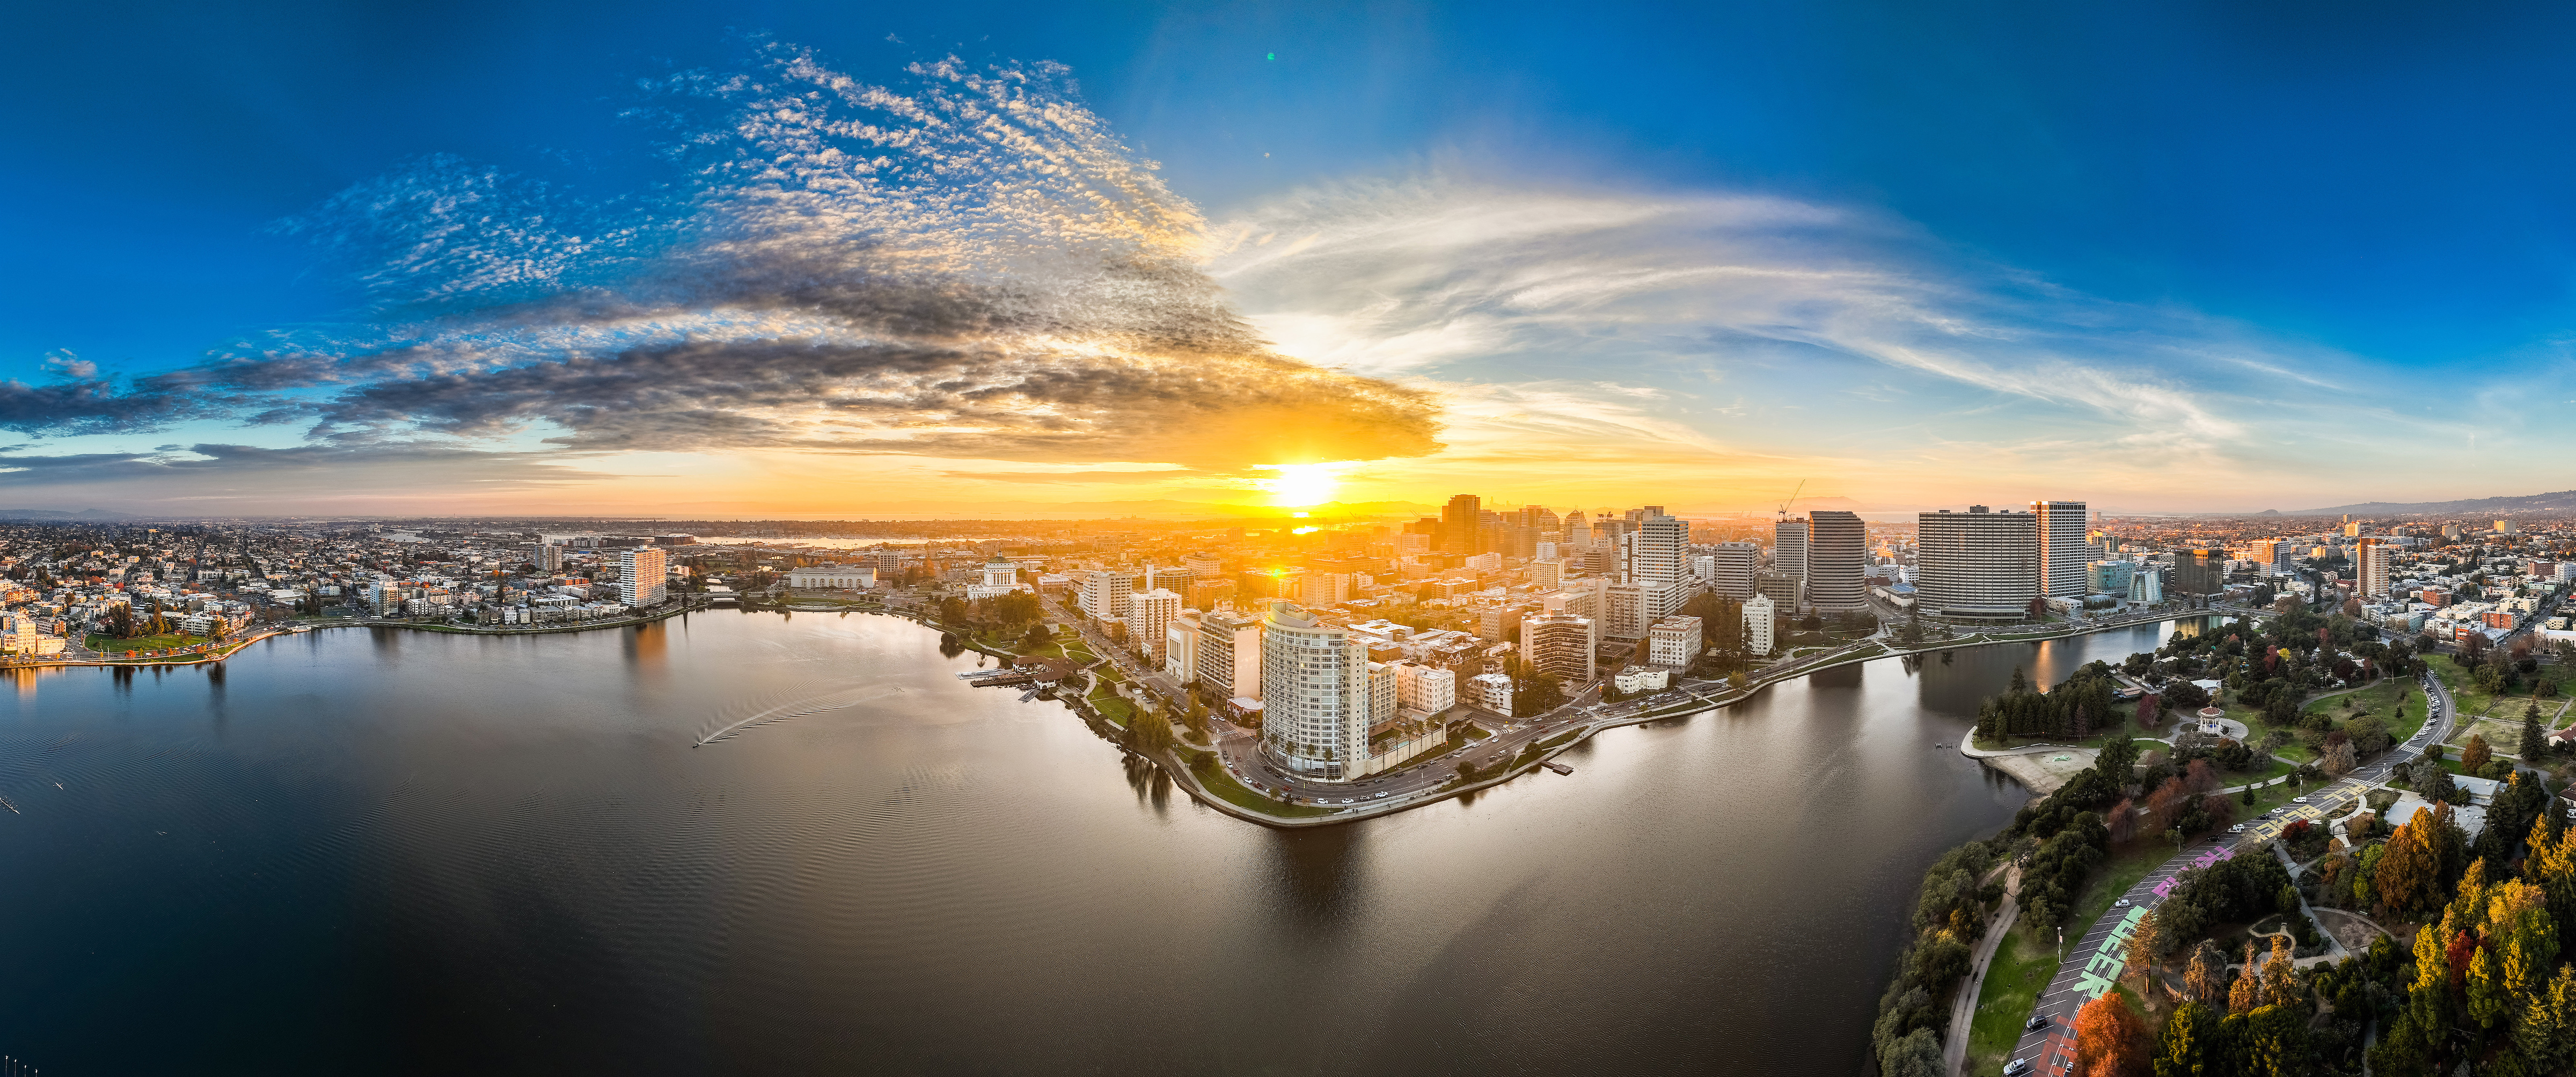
2004;1059;2034;1076
2024;1014;2050;1031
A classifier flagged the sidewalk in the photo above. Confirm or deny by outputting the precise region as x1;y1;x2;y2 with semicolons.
1945;865;2021;1077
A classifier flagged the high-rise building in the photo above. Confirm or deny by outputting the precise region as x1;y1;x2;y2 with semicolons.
1259;601;1371;781
1602;581;1651;639
1772;518;1809;608
1755;570;1802;608
1705;541;1759;600
1743;593;1776;657
1520;612;1597;683
2497;519;2519;535
1442;495;1484;555
1078;569;1136;621
1915;507;2038;618
1630;511;1693;618
1128;588;1181;662
530;542;565;573
2087;560;2136;595
2358;538;2392;599
1196;607;1264;701
618;547;668;607
1562;510;1587;548
1648;615;1702;667
2031;500;2089;600
1804;511;1866;613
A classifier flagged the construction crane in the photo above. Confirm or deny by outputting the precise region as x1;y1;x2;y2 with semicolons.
1776;479;1806;519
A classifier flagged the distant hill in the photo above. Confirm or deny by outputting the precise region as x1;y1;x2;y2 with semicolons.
2286;490;2576;517
0;508;140;521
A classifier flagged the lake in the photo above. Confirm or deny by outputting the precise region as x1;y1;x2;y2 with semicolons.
0;612;2207;1074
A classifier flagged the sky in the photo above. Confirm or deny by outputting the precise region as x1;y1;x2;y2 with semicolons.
8;0;2576;518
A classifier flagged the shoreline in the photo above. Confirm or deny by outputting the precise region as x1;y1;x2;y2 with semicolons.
8;599;715;670
1127;608;2246;829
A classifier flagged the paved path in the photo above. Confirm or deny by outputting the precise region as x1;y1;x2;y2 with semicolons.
2003;673;2454;1076
1945;865;2022;1077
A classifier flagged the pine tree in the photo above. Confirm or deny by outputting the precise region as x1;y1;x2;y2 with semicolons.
2466;943;2508;1032
2228;943;2261;1014
2521;707;2546;764
2185;941;2226;1005
2125;908;2163;973
2260;935;2299;1010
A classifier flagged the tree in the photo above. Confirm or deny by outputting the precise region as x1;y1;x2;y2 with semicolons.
2522;707;2547;763
2072;993;2152;1077
2319;739;2357;777
2462;734;2492;774
2157;1000;2220;1077
1512;672;1565;717
1129;710;1175;754
1022;622;1053;651
2184;941;2227;1005
2125;908;2165;972
2373;807;2440;920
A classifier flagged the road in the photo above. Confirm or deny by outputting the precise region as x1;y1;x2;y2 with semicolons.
2001;671;2455;1076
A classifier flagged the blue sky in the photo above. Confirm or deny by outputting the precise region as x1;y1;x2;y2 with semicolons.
6;1;2575;515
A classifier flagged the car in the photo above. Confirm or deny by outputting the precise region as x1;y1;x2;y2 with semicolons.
2114;898;2130;907
2230;824;2246;833
2004;1059;2034;1076
2293;796;2308;804
2025;1014;2050;1031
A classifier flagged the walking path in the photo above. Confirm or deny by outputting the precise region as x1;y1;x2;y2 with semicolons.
1945;865;2022;1077
2003;673;2455;1076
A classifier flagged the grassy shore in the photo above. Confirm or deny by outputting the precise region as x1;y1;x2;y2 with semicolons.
1182;749;1334;819
1966;919;2059;1075
83;632;208;652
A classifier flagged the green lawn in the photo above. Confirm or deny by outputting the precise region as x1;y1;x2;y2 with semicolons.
1087;682;1136;727
2434;658;2506;722
2064;843;2170;960
1183;749;1334;818
1966;919;2060;1076
84;632;209;652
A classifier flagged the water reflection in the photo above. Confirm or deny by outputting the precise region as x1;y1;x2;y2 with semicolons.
0;612;2221;1076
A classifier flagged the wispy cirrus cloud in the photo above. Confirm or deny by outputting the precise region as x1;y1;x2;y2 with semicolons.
14;43;1446;485
1201;174;2456;507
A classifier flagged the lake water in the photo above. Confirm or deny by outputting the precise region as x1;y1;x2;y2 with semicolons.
0;612;2207;1074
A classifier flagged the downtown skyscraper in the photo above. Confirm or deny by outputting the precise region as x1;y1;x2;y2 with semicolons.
2030;500;2089;601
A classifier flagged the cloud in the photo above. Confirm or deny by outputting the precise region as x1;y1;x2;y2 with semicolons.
36;43;1446;478
1201;173;2459;505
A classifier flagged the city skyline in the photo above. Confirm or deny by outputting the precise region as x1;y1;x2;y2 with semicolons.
12;4;2576;517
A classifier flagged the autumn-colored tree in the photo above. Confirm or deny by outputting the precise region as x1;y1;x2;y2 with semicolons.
2071;993;2152;1077
2145;777;2192;836
2445;929;2477;994
2106;797;2138;844
2373;808;2440;920
2320;739;2357;777
2461;734;2492;774
2136;693;2162;728
2184;758;2220;795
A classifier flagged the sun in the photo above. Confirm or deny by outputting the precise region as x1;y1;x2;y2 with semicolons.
1260;463;1345;508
